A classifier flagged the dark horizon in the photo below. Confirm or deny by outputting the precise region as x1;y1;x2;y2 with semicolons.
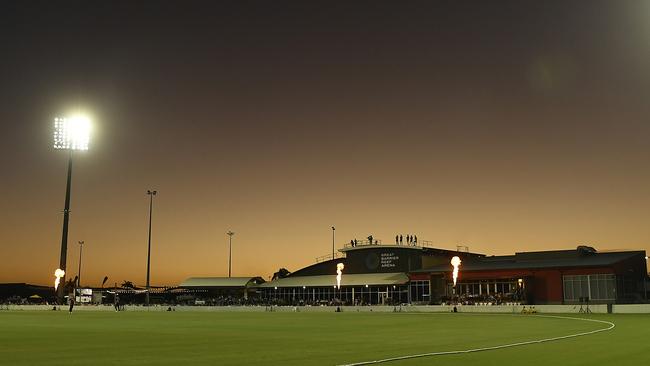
1;1;649;287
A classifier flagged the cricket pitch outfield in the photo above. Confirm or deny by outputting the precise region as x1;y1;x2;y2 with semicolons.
0;311;647;366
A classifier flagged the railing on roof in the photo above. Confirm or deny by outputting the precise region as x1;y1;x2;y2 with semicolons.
456;245;470;252
342;239;436;249
315;252;345;263
343;239;382;248
316;240;473;263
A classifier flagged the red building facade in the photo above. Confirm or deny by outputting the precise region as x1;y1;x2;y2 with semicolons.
411;247;648;304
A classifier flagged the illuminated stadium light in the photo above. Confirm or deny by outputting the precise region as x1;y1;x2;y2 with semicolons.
54;116;91;150
52;113;92;302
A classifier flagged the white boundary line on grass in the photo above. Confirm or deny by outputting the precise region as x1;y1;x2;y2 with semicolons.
336;314;615;366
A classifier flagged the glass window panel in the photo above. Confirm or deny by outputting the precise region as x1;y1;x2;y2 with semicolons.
573;279;581;298
590;277;598;299
607;277;616;299
579;277;585;298
598;278;607;300
564;279;572;300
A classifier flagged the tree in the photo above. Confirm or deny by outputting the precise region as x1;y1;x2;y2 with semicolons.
121;280;135;289
272;268;291;281
63;277;77;294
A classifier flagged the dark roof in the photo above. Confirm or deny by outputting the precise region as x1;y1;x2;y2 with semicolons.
414;248;645;273
289;258;347;277
259;273;409;288
421;247;485;258
339;243;485;258
0;283;52;289
179;277;265;288
0;283;54;300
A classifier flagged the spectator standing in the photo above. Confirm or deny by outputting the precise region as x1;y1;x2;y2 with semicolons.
68;296;75;314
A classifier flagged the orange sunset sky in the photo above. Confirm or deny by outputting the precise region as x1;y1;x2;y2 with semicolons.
1;1;649;286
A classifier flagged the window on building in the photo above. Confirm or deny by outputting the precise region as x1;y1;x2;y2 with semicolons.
589;274;616;300
563;274;616;301
410;280;430;302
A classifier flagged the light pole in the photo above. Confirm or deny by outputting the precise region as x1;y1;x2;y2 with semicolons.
77;240;84;288
227;231;235;277
146;190;157;306
53;116;90;302
331;226;335;260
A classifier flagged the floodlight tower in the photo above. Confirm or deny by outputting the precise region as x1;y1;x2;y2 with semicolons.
53;116;91;302
145;190;157;306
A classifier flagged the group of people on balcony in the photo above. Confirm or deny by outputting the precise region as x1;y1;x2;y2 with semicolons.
396;234;417;246
349;235;378;247
348;234;419;247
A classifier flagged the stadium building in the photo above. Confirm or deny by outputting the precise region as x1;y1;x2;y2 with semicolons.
245;240;648;305
2;242;646;306
177;277;265;305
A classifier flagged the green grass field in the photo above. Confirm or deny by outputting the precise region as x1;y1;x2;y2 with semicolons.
0;310;648;365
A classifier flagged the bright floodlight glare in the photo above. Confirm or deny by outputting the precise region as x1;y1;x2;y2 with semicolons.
54;116;91;150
